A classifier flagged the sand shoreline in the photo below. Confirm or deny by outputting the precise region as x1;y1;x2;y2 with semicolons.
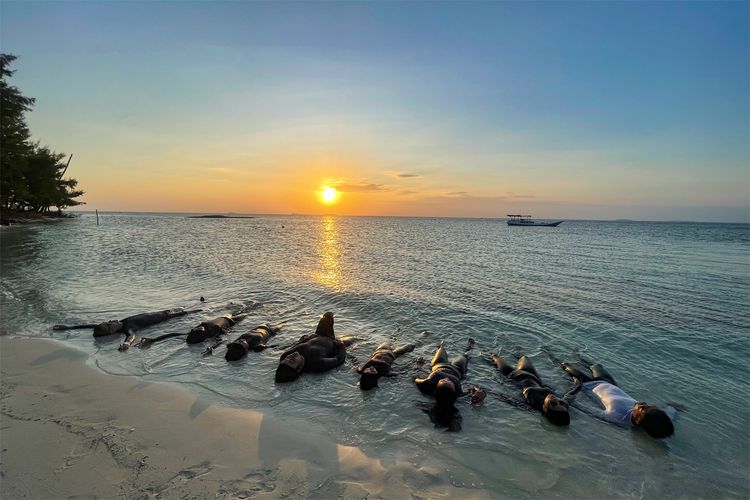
0;336;487;499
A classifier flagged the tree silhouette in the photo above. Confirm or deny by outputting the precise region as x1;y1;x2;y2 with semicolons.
0;53;84;213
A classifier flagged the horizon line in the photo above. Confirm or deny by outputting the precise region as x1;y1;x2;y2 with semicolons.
68;209;750;225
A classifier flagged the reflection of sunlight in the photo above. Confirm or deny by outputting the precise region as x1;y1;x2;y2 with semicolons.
314;216;342;290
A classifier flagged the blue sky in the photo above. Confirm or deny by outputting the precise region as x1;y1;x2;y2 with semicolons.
2;1;748;221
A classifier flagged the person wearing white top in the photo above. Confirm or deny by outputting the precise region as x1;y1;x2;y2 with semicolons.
561;361;675;439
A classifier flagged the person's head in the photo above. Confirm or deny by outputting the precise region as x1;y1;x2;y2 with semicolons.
435;378;457;408
186;325;206;344
275;352;305;383
632;403;674;439
542;394;570;426
93;320;123;337
315;311;335;338
225;339;249;361
359;366;380;391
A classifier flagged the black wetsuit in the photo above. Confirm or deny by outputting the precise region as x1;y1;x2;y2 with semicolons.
186;316;238;344
415;345;469;397
358;342;414;377
91;308;189;337
225;325;279;358
492;354;559;410
279;335;346;373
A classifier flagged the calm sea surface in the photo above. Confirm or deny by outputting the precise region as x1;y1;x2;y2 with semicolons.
1;213;748;498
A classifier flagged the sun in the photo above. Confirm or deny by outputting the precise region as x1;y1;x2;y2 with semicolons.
321;186;339;204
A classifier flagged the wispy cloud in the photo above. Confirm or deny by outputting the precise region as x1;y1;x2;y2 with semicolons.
385;171;421;179
446;191;470;197
331;179;391;193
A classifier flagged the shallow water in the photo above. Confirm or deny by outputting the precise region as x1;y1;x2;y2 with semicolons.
1;213;748;498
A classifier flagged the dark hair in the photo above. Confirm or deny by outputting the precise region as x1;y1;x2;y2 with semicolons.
275;353;304;383
543;407;570;426
435;379;457;408
225;343;247;362
186;326;208;344
275;363;299;383
359;371;379;391
638;408;674;439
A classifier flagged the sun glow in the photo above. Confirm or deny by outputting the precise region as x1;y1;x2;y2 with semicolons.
321;186;339;204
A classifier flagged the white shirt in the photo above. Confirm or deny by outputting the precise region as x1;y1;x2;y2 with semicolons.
582;381;637;426
581;381;677;426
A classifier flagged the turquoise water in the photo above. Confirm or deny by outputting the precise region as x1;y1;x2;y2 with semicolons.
1;213;748;498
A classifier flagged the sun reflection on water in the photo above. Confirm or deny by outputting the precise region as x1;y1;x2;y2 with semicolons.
314;215;342;290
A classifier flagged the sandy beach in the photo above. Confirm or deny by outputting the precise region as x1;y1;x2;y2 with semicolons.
0;336;485;499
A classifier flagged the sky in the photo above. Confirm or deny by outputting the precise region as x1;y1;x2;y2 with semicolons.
2;1;748;221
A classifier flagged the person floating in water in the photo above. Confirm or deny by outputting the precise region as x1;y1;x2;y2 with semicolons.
489;353;571;426
275;312;348;383
53;308;197;337
560;358;676;439
225;324;280;361
358;342;416;390
138;313;249;347
414;340;485;430
53;308;200;350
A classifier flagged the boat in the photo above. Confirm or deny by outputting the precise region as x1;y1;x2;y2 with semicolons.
506;214;563;227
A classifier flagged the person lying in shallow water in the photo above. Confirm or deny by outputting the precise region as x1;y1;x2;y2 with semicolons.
358;342;416;390
489;353;571;426
225;324;281;361
137;313;249;347
415;340;485;419
53;308;198;337
560;358;677;439
275;312;350;382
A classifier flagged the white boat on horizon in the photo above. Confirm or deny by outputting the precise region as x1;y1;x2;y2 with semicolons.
506;214;563;227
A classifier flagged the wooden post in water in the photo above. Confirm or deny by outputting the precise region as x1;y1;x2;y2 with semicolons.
96;209;99;226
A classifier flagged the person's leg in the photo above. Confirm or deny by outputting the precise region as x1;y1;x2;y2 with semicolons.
452;354;469;379
561;362;594;383
392;343;415;358
516;355;541;379
590;364;617;385
376;341;393;352
491;354;515;377
431;344;449;368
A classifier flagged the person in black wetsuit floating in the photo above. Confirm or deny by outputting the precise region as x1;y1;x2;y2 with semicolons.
53;307;200;350
414;340;485;430
137;312;250;349
225;324;280;361
358;341;416;390
489;352;571;426
275;312;349;383
53;308;197;337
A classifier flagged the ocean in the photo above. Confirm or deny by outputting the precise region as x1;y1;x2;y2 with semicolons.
1;213;748;498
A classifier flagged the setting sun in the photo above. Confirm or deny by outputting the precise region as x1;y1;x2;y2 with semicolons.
321;186;339;204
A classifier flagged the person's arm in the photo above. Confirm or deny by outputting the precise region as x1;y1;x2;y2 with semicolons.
415;373;437;395
561;380;583;403
308;355;345;372
304;342;346;372
52;323;98;331
138;332;187;347
167;308;201;319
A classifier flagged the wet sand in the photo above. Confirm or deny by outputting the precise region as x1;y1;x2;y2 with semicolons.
0;336;487;499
